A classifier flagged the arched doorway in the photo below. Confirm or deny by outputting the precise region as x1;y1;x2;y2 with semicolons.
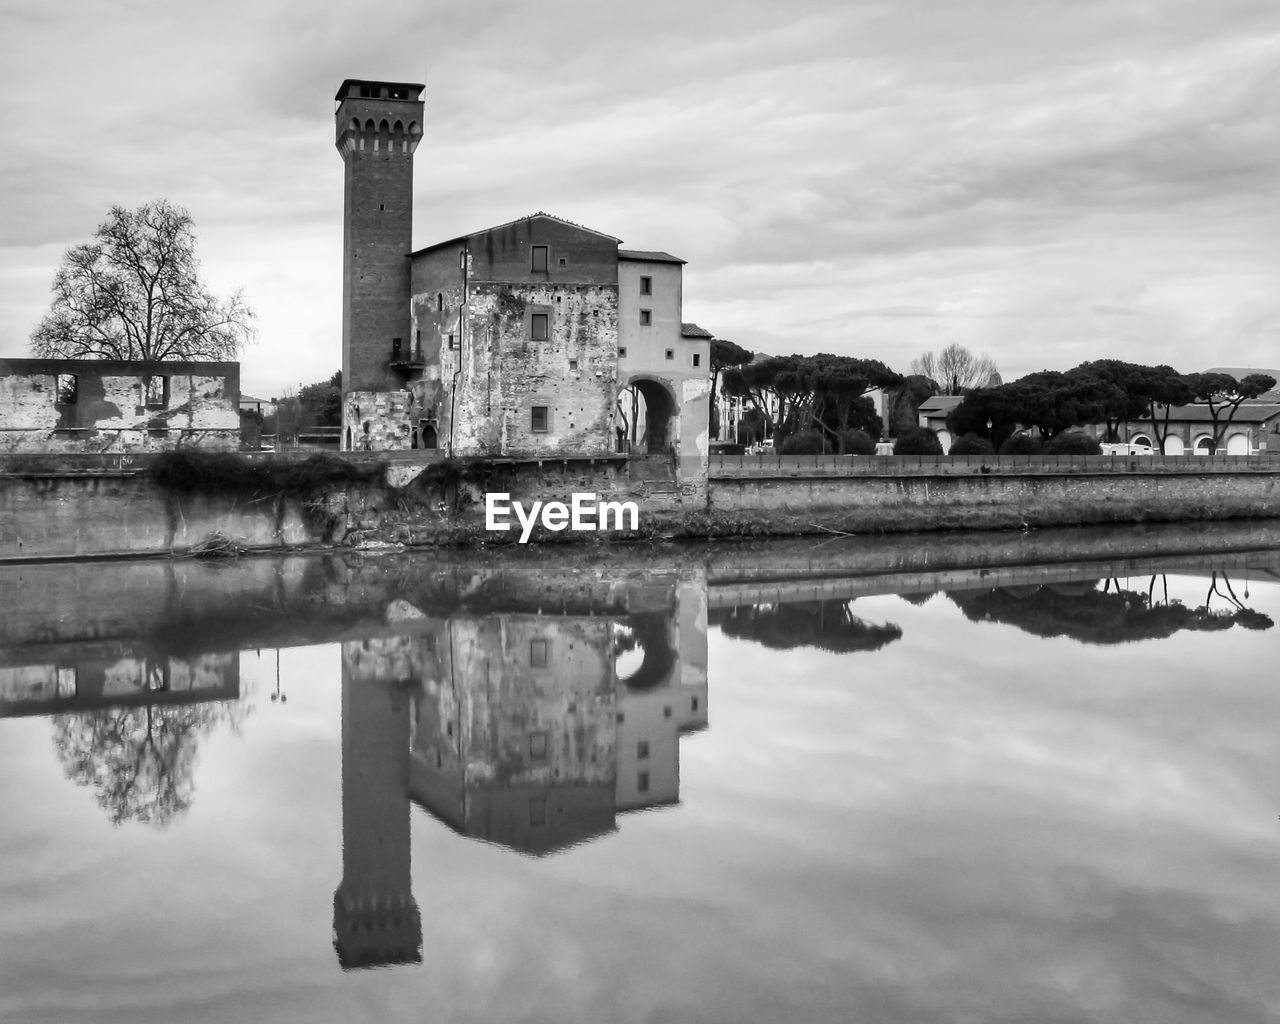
1193;435;1213;455
1226;433;1250;455
1163;435;1185;455
1130;433;1153;450
616;377;678;455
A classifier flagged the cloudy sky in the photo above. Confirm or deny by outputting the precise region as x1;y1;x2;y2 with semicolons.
1;0;1277;399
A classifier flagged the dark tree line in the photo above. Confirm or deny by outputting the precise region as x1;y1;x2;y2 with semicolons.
947;361;1274;451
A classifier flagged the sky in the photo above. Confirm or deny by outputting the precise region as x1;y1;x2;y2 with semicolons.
1;0;1277;400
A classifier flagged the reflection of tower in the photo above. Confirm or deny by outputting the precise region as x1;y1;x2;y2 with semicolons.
332;638;422;969
616;580;708;811
409;615;618;854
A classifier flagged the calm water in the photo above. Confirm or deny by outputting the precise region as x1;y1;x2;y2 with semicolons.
1;527;1278;1024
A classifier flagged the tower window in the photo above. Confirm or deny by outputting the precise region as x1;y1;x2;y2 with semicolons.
618;346;627;358
640;310;652;326
558;257;567;267
531;406;550;434
640;276;652;295
448;333;457;350
568;359;578;371
637;740;650;760
529;732;548;760
665;349;674;360
531;313;549;341
388;86;410;100
530;637;548;665
693;353;701;367
360;85;381;98
638;771;650;793
531;245;549;272
437;293;443;311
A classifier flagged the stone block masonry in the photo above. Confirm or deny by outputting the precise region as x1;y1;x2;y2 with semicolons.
0;451;1277;561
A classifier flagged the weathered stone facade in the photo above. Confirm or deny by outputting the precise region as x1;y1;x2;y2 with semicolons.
0;358;241;452
337;78;711;464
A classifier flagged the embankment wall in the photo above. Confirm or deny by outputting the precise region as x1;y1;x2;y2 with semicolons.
0;452;1276;561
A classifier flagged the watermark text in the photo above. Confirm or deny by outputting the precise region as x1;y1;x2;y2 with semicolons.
485;492;639;543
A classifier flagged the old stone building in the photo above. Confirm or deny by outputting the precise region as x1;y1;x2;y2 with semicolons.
0;358;242;453
334;79;710;462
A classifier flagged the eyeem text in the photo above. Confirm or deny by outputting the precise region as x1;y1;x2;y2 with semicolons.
485;492;639;543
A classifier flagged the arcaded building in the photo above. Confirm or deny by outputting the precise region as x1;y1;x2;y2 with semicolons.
334;79;710;462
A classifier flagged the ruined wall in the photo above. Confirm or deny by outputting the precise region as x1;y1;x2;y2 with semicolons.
0;359;241;452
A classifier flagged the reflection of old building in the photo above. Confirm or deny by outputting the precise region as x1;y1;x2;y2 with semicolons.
0;647;238;716
333;638;423;969
615;582;708;811
409;616;618;854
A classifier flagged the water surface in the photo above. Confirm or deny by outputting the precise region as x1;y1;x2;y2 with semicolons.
1;527;1278;1023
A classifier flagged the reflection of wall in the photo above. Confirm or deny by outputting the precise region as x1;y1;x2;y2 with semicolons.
616;582;708;811
0;649;238;717
409;615;618;854
333;638;422;969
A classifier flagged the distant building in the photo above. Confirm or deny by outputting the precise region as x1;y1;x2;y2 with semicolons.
333;79;711;467
916;395;965;452
0;358;242;453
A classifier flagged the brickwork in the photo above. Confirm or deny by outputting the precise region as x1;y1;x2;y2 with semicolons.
335;80;424;453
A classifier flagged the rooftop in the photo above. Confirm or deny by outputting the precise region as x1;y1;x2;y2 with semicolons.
681;323;714;339
619;249;686;265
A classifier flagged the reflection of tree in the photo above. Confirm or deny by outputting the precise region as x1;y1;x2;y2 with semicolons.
711;600;902;653
51;702;238;827
949;572;1273;645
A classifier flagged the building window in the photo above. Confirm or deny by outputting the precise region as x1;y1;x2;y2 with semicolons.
618;346;627;358
530;637;548;666
55;374;78;404
640;276;652;295
143;375;168;407
437;293;443;311
691;696;699;712
558;256;567;267
616;712;625;724
531;245;549;272
639;310;652;326
637;740;650;760
664;349;674;361
531;405;550;434
531;313;549;341
529;732;548;760
360;85;380;98
568;358;578;371
693;353;701;368
638;771;650;793
663;705;672;718
391;337;403;360
448;333;457;350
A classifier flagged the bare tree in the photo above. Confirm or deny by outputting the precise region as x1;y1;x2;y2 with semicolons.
31;199;255;362
910;344;999;395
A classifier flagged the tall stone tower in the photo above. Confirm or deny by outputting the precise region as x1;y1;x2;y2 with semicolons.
334;79;424;450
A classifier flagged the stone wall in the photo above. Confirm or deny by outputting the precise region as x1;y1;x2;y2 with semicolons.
0;451;1277;561
0;358;241;453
